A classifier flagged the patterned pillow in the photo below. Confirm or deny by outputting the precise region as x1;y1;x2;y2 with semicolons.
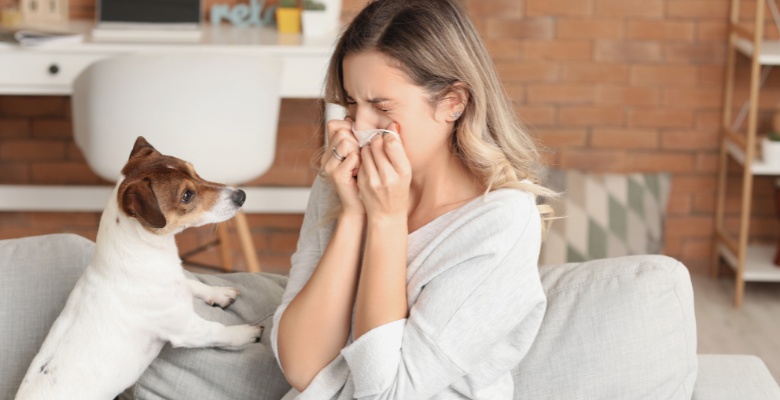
539;169;672;266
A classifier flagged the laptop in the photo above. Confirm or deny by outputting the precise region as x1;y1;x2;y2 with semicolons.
93;0;203;42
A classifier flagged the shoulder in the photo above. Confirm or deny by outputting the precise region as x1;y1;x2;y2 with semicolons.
460;188;540;240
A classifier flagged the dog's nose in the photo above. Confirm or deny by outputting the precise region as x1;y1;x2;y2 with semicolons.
231;189;246;207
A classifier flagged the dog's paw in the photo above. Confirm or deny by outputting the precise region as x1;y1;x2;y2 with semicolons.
206;287;240;309
223;324;264;347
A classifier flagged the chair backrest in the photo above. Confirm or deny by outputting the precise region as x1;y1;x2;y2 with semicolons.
72;53;282;185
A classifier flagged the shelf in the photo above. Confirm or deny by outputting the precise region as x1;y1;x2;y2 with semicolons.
734;38;780;65
719;243;780;282
725;138;780;175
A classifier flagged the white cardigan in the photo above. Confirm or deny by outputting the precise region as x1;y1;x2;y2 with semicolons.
271;176;547;400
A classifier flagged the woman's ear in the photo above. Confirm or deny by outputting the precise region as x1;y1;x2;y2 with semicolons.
438;82;469;123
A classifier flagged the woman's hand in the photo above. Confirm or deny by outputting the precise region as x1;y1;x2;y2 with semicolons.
323;117;364;216
357;122;412;222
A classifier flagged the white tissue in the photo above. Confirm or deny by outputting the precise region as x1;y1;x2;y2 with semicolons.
352;128;401;148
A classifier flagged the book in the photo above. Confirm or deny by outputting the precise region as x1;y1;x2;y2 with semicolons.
0;27;83;47
91;24;202;43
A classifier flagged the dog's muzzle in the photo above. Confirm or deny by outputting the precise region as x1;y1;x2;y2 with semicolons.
231;189;246;207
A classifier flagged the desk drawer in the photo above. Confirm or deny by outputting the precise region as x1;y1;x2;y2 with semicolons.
0;52;110;89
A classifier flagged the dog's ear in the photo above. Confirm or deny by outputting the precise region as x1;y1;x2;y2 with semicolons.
128;136;160;160
120;178;166;229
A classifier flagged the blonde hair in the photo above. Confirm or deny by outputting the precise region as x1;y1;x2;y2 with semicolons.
319;0;556;231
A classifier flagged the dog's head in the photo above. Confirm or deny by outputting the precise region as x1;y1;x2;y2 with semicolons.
117;136;245;234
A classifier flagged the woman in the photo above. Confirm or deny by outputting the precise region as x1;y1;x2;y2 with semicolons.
271;0;555;398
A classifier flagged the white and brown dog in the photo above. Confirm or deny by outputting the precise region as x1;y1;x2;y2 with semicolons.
15;137;262;400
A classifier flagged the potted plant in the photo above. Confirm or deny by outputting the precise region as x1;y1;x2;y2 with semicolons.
301;0;327;37
276;0;301;34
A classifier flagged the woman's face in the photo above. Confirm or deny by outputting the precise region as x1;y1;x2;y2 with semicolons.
342;51;454;173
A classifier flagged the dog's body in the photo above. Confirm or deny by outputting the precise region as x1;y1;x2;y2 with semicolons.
15;137;262;400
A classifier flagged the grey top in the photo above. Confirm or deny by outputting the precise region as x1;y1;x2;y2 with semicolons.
271;176;547;399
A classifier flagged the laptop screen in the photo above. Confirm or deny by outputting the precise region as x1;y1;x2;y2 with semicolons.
99;0;201;24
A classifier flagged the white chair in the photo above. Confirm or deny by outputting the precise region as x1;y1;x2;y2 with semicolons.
72;53;283;273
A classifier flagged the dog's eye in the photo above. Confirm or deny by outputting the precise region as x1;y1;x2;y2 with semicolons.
181;190;194;204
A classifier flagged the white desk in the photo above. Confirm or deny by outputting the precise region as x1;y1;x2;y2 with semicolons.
0;21;338;213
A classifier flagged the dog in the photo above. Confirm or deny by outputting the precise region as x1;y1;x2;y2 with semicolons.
15;136;263;400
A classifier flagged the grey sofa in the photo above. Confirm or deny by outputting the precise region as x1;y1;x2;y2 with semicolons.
1;233;779;400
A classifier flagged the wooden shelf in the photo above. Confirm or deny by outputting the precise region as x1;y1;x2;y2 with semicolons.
719;243;780;282
725;139;780;175
734;38;780;65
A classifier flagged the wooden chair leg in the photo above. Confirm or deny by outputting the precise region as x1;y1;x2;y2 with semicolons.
234;210;261;273
217;222;234;272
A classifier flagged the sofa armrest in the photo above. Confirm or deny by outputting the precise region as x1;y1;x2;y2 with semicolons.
0;234;95;400
694;354;780;400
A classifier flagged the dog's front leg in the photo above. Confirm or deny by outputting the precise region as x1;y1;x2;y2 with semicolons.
168;313;263;349
187;279;239;308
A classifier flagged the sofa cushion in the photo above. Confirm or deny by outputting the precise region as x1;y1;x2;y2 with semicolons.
694;355;780;400
121;271;291;400
0;234;94;400
539;169;671;265
513;255;698;399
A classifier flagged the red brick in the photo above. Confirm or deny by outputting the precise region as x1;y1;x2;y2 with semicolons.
559;149;625;172
591;128;659;149
485;18;554;40
0;163;29;184
527;0;593;17
693;193;717;213
0;97;66;118
484;39;525;61
527;84;595;104
557;19;623;39
664;43;726;65
663;88;723;108
596;86;660;106
697;111;722;130
516;105;556;126
626;21;695;42
31;119;72;139
628;109;694;128
665;216;715;239
0;140;66;161
667;194;693;215
696;153;719;173
668;1;730;19
595;41;663;62
559;106;624;126
671;175;718;194
562;63;629;83
698;66;725;86
697;22;728;42
631;65;698;86
625;152;697;173
496;62;559;83
661;130;720;150
535;129;588;147
595;0;664;18
269;231;300;253
0;119;30;138
525;40;593;62
468;0;523;17
30;162;103;184
504;84;526;103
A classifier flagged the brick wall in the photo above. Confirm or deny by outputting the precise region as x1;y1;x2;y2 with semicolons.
2;0;778;274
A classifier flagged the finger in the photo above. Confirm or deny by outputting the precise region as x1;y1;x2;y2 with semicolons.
383;123;410;175
326;119;355;147
358;145;379;186
369;135;394;180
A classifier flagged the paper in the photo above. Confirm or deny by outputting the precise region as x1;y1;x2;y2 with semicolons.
352;127;401;148
0;28;83;47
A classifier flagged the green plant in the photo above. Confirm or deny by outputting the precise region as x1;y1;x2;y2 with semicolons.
279;0;298;8
770;131;780;141
303;0;326;10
